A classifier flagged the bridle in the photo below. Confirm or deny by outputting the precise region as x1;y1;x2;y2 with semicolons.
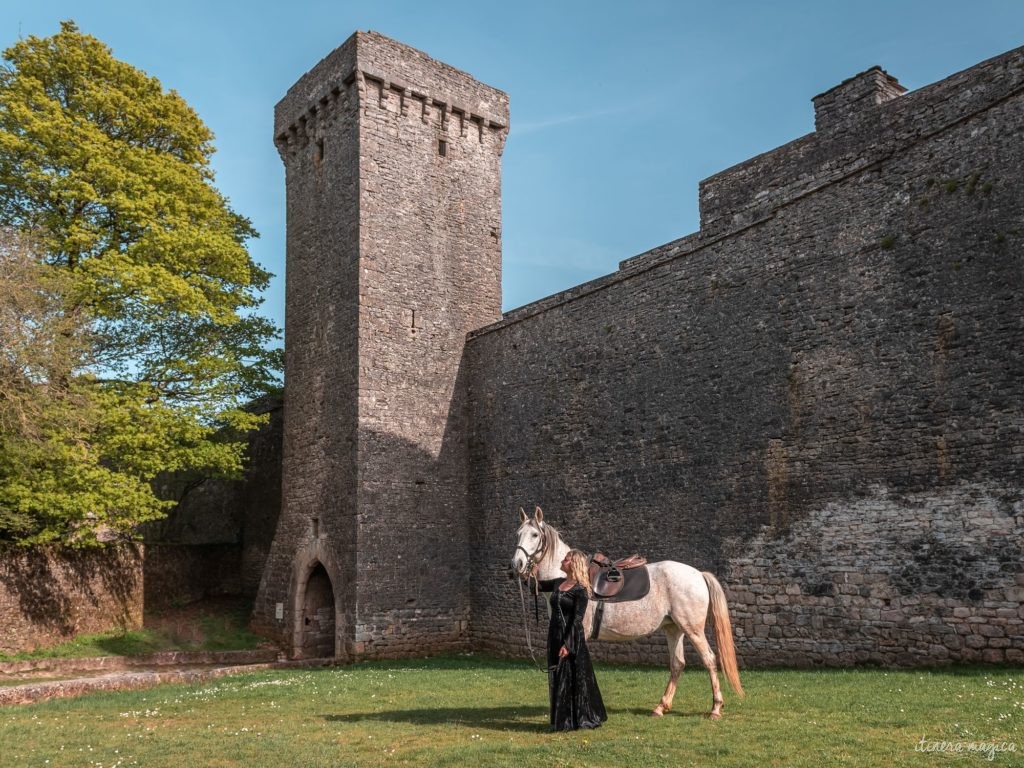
514;522;548;580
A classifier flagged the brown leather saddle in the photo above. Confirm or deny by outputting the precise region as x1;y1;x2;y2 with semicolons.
589;552;650;602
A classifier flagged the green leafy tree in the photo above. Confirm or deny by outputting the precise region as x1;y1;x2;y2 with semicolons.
0;23;280;546
0;227;167;544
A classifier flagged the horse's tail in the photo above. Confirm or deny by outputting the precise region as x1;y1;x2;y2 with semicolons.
702;571;744;698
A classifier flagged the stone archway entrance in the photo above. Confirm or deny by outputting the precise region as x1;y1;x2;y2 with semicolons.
298;563;335;658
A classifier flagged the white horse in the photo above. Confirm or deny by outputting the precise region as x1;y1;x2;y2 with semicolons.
511;506;744;719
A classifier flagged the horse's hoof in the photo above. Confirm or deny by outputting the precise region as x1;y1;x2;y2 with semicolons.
651;706;665;717
708;711;722;720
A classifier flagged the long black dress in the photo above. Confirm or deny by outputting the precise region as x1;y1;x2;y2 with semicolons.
541;578;607;731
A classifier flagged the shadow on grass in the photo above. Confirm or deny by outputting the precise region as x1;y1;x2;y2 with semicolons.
91;633;164;656
324;704;710;731
324;705;549;732
622;707;712;719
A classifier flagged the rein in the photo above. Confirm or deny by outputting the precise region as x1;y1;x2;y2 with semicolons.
516;575;546;672
515;525;550;673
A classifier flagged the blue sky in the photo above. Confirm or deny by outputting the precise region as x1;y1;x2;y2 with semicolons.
2;1;1023;335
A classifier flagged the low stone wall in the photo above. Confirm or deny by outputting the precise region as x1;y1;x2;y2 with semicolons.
0;649;278;678
0;545;142;654
0;664;267;707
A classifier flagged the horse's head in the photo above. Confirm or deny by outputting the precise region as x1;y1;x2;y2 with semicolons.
510;505;547;579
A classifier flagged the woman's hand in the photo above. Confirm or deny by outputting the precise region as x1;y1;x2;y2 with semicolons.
559;645;569;659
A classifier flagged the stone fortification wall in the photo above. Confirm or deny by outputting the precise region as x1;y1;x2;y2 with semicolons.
235;399;285;595
697;50;1014;234
143;544;243;610
466;46;1024;667
256;32;507;659
148;396;283;603
0;546;142;654
252;33;362;649
350;33;506;659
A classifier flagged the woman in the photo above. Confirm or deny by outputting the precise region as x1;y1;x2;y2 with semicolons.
539;549;607;731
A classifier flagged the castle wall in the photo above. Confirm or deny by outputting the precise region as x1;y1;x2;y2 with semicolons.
236;399;285;595
466;46;1024;667
696;50;1018;235
147;397;283;604
252;36;362;650
0;546;142;654
351;36;506;657
255;32;507;658
143;545;243;610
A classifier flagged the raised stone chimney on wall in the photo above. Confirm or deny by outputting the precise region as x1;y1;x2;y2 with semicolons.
698;65;910;232
811;67;907;131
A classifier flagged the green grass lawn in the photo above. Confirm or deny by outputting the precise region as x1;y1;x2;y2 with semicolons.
0;656;1020;767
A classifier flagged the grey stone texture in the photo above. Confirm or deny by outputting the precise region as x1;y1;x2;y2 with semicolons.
724;485;1024;666
138;396;283;607
253;32;507;659
143;544;242;610
467;44;1024;666
261;33;1024;667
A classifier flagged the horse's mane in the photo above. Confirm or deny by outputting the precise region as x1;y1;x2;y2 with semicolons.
540;522;562;567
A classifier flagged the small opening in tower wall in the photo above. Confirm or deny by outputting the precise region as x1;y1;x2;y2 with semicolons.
438;139;447;157
315;138;324;165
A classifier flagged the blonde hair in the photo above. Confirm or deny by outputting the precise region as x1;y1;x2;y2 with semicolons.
566;549;592;595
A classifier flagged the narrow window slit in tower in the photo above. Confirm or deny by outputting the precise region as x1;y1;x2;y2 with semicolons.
315;138;324;164
312;517;319;538
438;139;447;157
411;309;418;334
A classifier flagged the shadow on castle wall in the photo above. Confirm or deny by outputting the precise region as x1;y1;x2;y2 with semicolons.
0;544;142;653
145;396;284;608
258;355;477;658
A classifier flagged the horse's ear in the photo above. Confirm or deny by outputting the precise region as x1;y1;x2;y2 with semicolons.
534;506;544;524
518;507;527;524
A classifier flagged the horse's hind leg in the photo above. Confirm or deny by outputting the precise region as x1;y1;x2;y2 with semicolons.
688;630;724;719
652;624;686;717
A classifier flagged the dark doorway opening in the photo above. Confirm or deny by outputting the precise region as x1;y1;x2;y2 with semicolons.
299;563;335;658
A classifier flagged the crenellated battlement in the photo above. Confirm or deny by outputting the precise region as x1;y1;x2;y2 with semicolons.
274;67;508;161
274;30;508;164
357;70;507;133
273;82;350;159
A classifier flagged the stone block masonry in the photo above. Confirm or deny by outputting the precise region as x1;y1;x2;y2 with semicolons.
259;32;1023;667
253;32;508;659
727;485;1024;667
466;45;1024;666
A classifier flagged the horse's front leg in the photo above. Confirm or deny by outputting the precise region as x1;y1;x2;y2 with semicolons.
653;625;685;717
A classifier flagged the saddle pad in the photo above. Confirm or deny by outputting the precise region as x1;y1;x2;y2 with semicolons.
593;564;651;603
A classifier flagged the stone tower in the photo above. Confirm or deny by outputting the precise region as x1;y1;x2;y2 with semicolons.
252;31;508;658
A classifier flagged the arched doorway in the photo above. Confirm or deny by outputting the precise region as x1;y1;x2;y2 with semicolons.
298;563;335;658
